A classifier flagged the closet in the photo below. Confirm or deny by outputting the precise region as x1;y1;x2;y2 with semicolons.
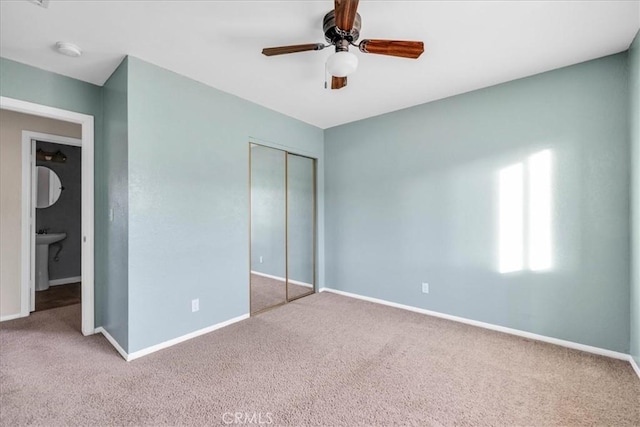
249;143;316;314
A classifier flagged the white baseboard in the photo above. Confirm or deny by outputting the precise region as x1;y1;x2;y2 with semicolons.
127;313;249;361
321;288;631;361
96;313;250;361
250;270;313;288
630;356;640;380
49;276;82;286
0;312;26;322
95;327;128;360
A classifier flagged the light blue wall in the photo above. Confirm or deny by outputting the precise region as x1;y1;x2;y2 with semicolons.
126;57;324;352
0;58;102;116
630;30;640;367
101;58;129;350
325;53;630;353
0;58;108;326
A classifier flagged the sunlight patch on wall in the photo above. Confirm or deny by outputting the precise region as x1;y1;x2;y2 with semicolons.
498;163;524;273
498;150;553;273
528;150;552;271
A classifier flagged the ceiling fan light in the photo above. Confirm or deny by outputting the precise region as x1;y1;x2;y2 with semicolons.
326;51;358;77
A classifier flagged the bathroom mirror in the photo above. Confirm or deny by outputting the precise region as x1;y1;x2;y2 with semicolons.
36;166;62;208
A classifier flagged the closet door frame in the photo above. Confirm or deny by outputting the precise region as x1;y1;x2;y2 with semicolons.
248;142;317;315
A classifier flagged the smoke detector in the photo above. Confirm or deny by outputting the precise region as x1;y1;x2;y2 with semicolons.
55;42;82;58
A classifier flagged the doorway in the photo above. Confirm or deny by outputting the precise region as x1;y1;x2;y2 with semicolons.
249;143;316;314
29;135;82;313
0;96;95;335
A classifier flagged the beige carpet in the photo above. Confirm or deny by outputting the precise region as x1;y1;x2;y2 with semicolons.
1;293;639;426
250;273;313;313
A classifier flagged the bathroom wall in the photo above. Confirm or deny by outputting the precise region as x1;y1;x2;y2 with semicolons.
0;109;81;318
35;141;81;282
325;52;630;353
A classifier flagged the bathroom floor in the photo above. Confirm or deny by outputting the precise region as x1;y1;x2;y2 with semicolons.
35;283;81;312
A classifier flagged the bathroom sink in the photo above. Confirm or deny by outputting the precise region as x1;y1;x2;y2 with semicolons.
36;233;66;245
35;233;66;291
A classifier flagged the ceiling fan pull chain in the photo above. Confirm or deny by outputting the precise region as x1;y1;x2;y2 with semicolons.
324;61;328;89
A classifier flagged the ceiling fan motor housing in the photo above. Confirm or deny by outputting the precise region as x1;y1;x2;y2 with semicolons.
323;10;362;46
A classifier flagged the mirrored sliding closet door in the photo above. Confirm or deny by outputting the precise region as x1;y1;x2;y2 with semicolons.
286;153;315;301
249;144;316;315
250;144;287;313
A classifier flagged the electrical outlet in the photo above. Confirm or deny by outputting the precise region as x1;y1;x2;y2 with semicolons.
259;256;263;263
422;283;429;294
191;299;199;312
109;208;114;222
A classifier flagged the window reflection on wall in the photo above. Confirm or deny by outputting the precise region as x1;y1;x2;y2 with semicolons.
498;163;524;273
498;150;553;273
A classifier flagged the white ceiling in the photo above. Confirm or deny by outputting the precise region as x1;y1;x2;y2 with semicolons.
1;1;638;129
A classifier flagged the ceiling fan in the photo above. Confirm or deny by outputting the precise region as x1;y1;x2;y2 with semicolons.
261;0;424;90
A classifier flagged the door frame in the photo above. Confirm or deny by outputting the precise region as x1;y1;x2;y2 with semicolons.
1;96;95;336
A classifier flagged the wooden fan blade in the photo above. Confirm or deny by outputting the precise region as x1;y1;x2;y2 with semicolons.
334;0;359;32
359;39;424;59
331;76;347;90
262;43;325;56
